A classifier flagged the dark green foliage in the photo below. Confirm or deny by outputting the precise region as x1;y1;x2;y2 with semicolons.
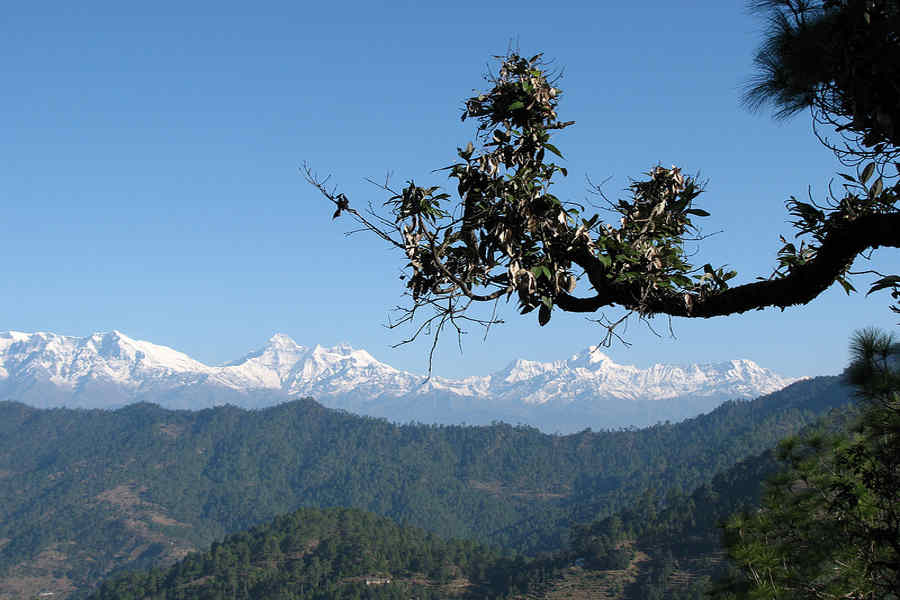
554;331;897;600
563;396;860;599
108;391;855;600
746;0;900;155
0;376;850;596
714;329;900;599
565;445;780;599
87;506;518;600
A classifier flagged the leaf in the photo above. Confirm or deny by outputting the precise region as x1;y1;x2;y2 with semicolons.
531;265;552;280
837;277;856;295
543;143;564;158
507;101;525;111
869;177;884;198
538;303;551;326
861;162;876;184
672;275;693;288
597;254;612;269
685;208;710;217
866;275;900;296
838;172;856;182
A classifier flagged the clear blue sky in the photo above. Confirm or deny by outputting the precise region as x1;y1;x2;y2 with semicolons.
3;1;897;379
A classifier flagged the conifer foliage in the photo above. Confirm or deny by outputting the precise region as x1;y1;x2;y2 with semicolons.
715;328;900;599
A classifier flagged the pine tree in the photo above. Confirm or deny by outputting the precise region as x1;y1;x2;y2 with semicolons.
714;328;900;599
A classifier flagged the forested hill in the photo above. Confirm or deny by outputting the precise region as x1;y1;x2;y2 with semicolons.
85;451;791;600
87;506;528;600
0;375;849;598
87;406;861;600
536;406;860;599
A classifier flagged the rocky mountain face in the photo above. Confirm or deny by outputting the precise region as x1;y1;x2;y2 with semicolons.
0;330;800;432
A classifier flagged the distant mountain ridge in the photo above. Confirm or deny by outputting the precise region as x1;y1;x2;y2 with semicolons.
0;330;800;431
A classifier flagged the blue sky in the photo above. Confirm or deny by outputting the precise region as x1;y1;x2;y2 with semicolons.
3;1;897;379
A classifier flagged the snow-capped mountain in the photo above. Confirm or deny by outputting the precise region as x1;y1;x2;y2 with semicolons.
0;330;801;432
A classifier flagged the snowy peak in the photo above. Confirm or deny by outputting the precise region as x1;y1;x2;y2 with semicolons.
483;348;795;407
496;358;559;383
87;330;208;373
0;330;212;390
218;335;406;393
224;334;388;379
280;342;413;397
308;343;382;369
0;330;418;407
226;332;305;364
0;330;803;431
224;333;309;386
569;345;613;366
268;332;300;347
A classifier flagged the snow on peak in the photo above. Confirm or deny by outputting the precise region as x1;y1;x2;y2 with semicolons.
587;346;611;363
0;329;803;431
0;330;212;391
497;358;557;383
482;348;798;407
219;335;309;388
300;343;395;377
1;331;30;341
0;331;32;352
266;333;301;349
568;345;614;366
82;330;202;371
215;338;409;396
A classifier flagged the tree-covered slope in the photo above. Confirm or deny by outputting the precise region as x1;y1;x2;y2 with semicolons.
536;405;861;600
87;506;527;600
88;404;860;600
0;376;851;598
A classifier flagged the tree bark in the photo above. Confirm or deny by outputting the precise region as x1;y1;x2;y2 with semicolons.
556;212;900;318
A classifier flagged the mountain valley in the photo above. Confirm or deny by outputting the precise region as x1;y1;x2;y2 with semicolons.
0;375;851;599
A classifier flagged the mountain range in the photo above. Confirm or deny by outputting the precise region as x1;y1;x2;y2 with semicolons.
0;330;800;432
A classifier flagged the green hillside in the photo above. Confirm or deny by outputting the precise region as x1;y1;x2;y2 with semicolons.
86;404;859;600
0;376;851;598
87;506;524;600
525;405;860;600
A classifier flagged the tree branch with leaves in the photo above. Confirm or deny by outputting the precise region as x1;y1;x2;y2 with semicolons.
308;31;898;366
